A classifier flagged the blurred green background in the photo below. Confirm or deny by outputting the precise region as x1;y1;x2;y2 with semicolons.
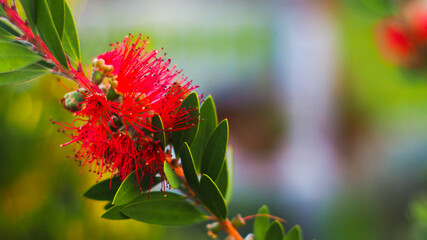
1;0;427;239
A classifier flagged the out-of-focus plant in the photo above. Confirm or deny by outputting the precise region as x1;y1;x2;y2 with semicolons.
409;194;427;239
0;1;303;239
376;0;427;69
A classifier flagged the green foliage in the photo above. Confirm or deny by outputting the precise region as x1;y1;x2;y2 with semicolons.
172;92;200;156
62;1;81;62
180;142;200;196
164;161;181;189
215;160;228;200
20;0;37;32
0;20;21;39
200;119;229;180
0;41;42;73
46;0;64;40
287;225;303;240
122;198;208;226
199;174;228;221
191;95;217;171
254;205;271;240
83;176;121;201
152;114;166;150
0;61;49;85
34;0;68;69
112;171;155;205
264;220;285;240
101;192;183;220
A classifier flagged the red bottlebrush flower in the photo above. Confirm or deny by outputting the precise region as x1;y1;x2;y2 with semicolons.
56;35;198;186
404;1;427;42
376;18;415;65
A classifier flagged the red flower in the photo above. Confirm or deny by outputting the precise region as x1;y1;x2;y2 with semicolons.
56;35;198;185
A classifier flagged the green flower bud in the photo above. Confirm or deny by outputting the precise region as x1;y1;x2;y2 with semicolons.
63;88;87;112
107;85;119;101
91;70;105;85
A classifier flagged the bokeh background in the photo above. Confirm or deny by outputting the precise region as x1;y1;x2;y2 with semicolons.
1;0;427;239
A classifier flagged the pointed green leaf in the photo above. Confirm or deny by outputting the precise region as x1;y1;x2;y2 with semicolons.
0;20;21;38
254;205;271;240
200;119;229;180
83;176;121;201
191;95;217;171
172;92;200;156
0;62;48;85
101;191;183;220
152;114;166;150
0;41;41;73
200;174;228;221
122;198;208;226
35;0;68;69
46;0;65;39
62;1;80;61
264;220;285;240
180;142;199;195
112;171;154;205
164;161;181;189
0;5;5;16
20;0;37;32
286;225;302;240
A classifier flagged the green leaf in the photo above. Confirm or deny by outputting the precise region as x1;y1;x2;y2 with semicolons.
83;176;121;201
286;225;302;240
180;142;200;196
122;198;207;226
215;160;228;200
152;114;166;150
20;0;37;32
112;171;154;206
172;92;200;156
225;147;234;203
0;5;5;16
199;174;228;221
191;95;218;171
254;205;271;240
164;161;181;189
35;0;69;69
0;41;41;73
0;20;21;38
102;191;183;220
62;1;80;61
200;119;229;180
46;0;65;39
0;62;48;85
264;220;285;240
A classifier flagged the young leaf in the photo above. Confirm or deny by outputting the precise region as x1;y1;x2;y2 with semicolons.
112;171;153;206
191;95;217;171
286;225;302;240
152;114;166;150
101;191;183;220
35;0;69;69
62;1;81;61
0;20;21;38
254;205;271;240
46;0;65;39
172;92;200;156
20;0;37;32
83;176;121;201
0;62;48;85
199;174;228;221
164;161;181;189
200;119;229;180
122;199;208;226
180;142;200;195
0;41;41;73
264;220;285;240
225;147;234;203
0;5;5;16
